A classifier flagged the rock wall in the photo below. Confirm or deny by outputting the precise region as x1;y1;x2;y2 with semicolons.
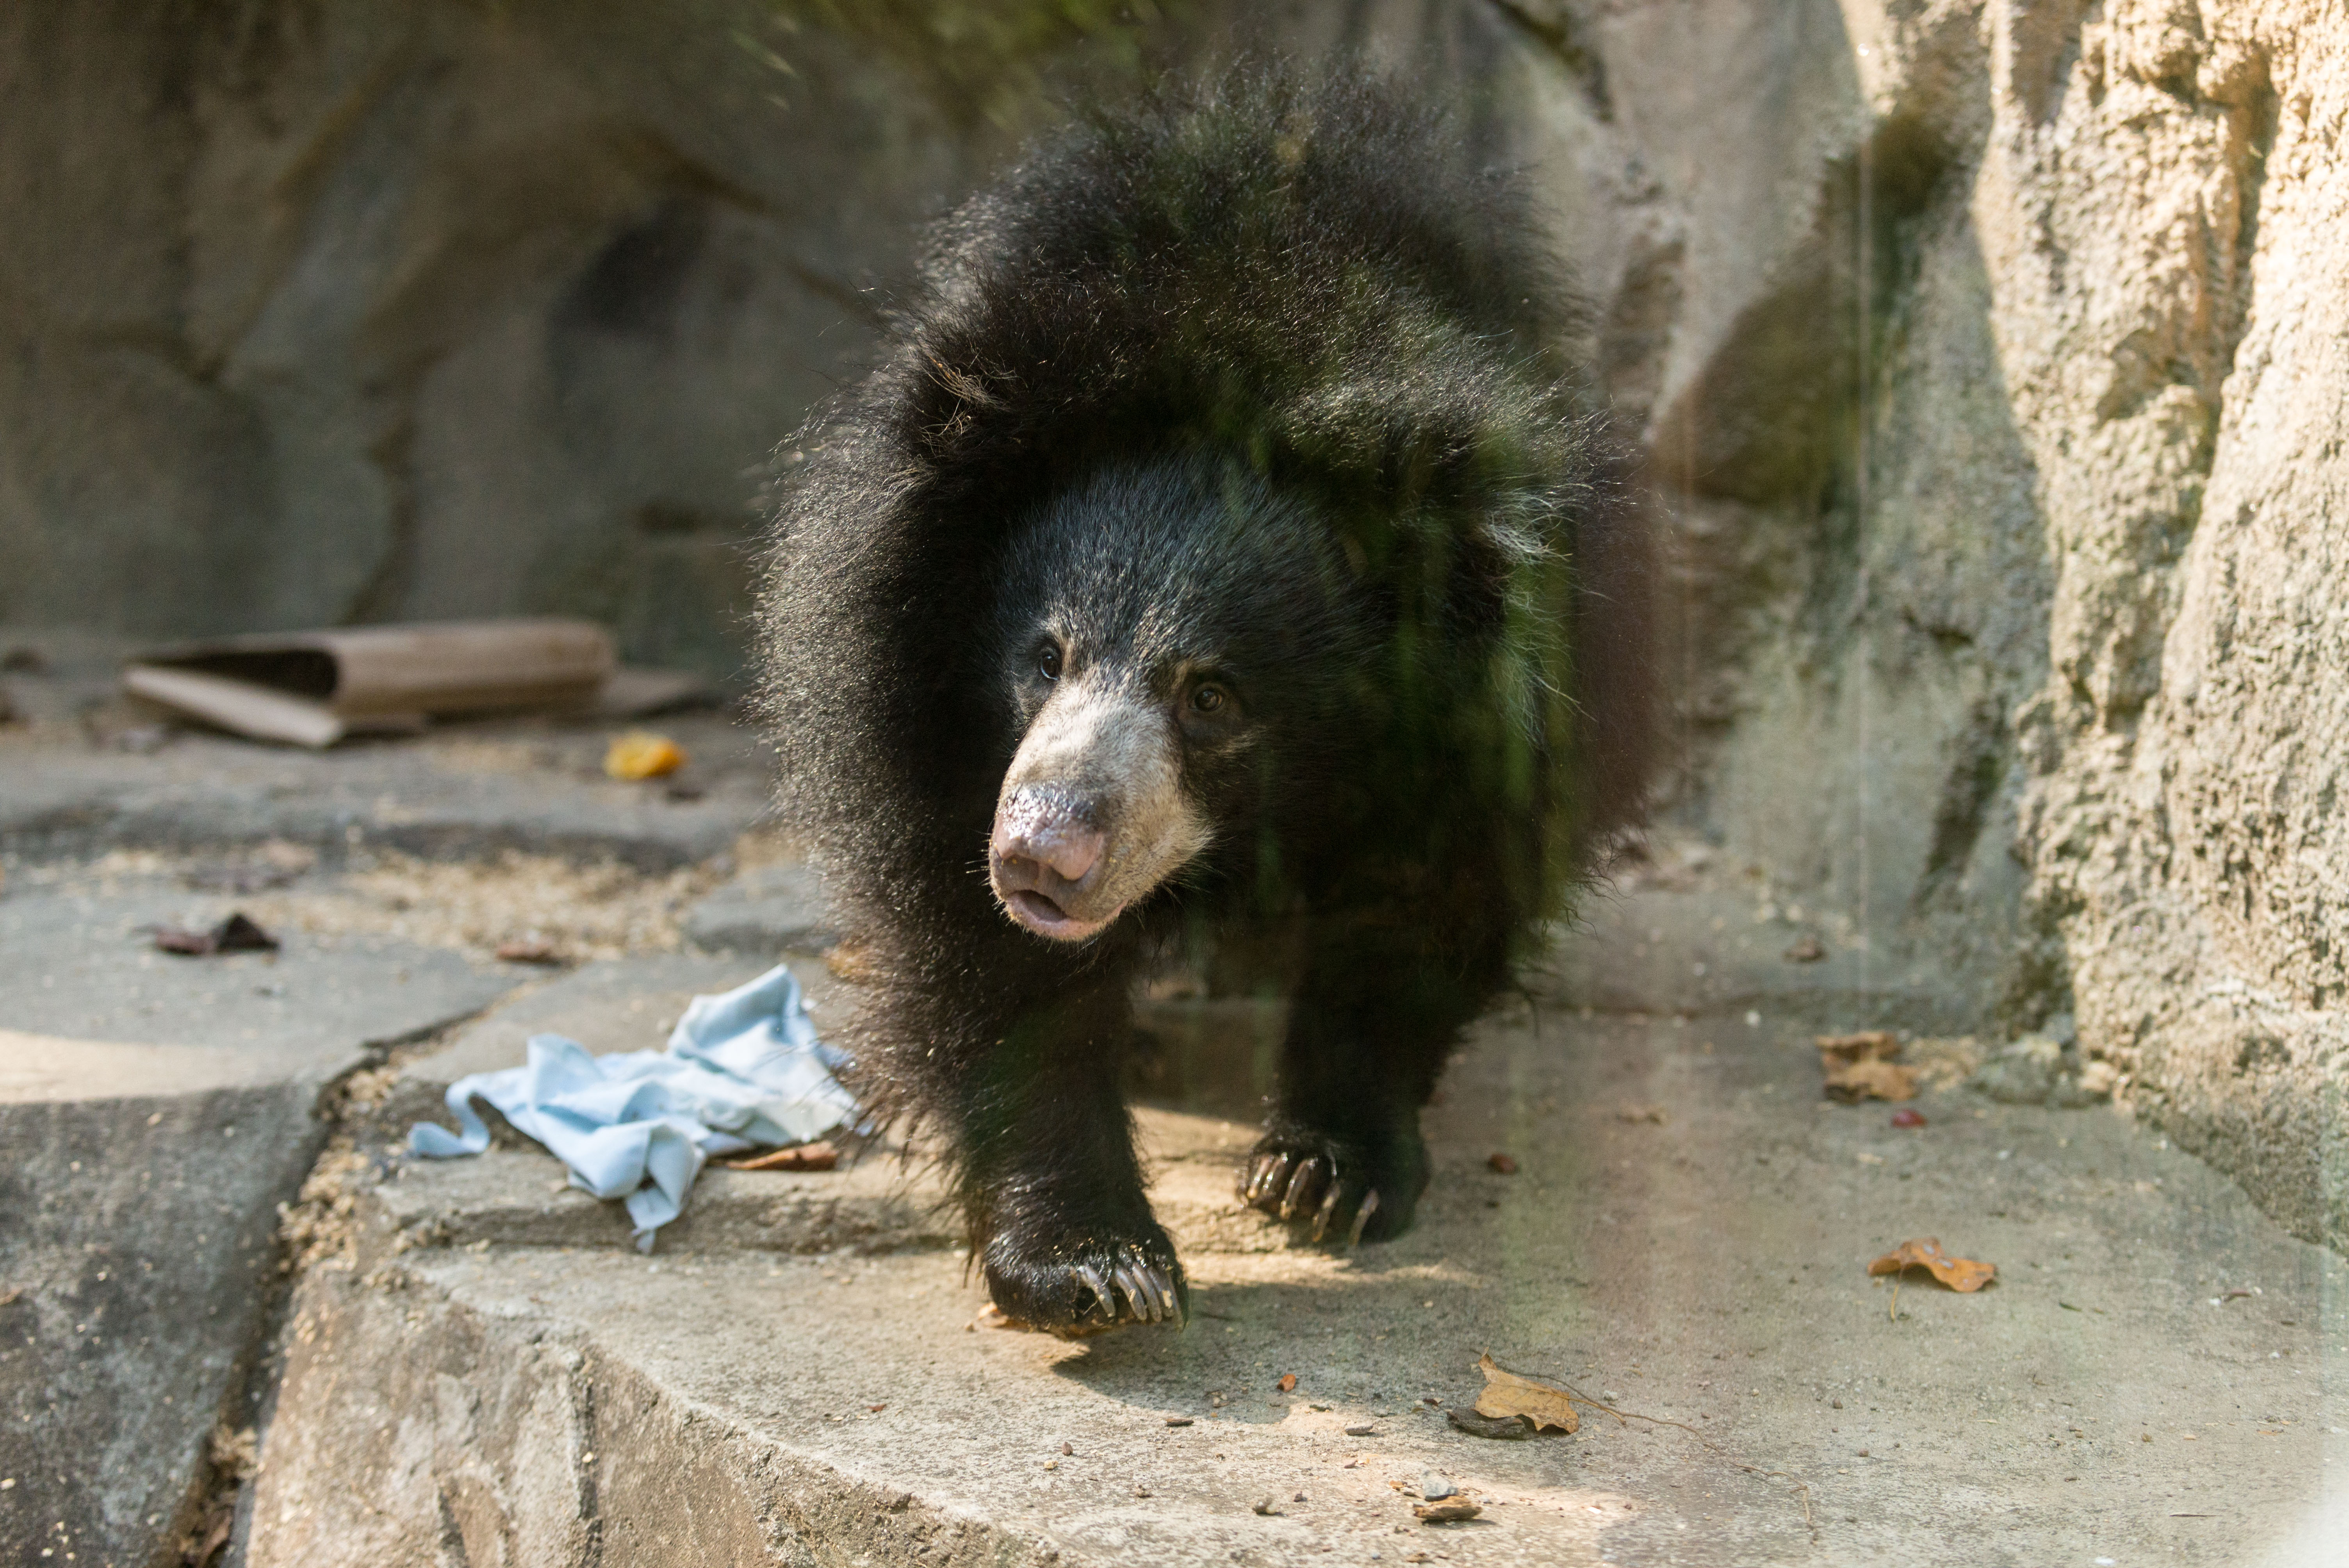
1477;0;2347;1251
0;0;994;677
0;0;2339;1249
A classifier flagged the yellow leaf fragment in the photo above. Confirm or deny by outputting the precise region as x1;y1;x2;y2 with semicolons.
1472;1352;1579;1433
1867;1237;1996;1293
605;731;685;780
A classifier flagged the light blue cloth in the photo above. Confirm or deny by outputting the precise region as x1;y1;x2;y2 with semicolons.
409;964;859;1251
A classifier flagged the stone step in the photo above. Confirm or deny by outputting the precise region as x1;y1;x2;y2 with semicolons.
243;999;2348;1566
0;888;522;1568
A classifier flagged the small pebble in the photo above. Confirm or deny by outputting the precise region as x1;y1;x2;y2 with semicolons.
1346;1424;1378;1436
1253;1498;1283;1516
1890;1108;1927;1128
1488;1152;1519;1174
1166;1417;1193;1427
1420;1473;1458;1501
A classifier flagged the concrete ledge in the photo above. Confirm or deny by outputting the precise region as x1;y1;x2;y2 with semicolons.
371;1149;959;1255
246;1005;2347;1566
0;887;519;1568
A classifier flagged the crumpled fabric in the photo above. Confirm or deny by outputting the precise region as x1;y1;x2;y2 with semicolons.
409;963;857;1250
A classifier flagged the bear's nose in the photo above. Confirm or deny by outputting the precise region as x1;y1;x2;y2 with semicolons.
991;787;1105;886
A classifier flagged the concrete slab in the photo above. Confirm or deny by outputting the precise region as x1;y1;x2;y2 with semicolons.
0;709;773;872
244;989;2348;1565
681;859;838;955
2;890;518;1097
0;887;519;1568
1540;882;1979;1036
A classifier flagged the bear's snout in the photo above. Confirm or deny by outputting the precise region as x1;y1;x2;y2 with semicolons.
988;674;1213;942
991;786;1112;939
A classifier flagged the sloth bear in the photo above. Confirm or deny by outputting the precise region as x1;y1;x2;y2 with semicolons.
762;71;1650;1332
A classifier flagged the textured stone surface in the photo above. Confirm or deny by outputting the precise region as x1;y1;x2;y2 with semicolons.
0;886;515;1568
1447;0;2349;1250
0;0;960;678
680;858;837;955
0;707;771;871
246;905;2346;1566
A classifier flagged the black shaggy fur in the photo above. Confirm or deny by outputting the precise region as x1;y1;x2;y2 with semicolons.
761;70;1652;1330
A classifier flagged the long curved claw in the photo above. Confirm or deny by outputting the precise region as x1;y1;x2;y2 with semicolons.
1347;1188;1381;1247
1074;1264;1115;1324
1117;1265;1157;1323
1109;1266;1139;1322
1144;1269;1170;1325
1310;1185;1343;1242
1280;1157;1323;1221
1140;1268;1167;1325
1139;1264;1174;1324
1249;1153;1294;1206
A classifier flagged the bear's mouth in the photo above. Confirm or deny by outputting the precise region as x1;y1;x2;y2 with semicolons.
1002;887;1114;942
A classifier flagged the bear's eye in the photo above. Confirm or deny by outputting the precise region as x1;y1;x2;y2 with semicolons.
1189;682;1228;715
1037;641;1062;682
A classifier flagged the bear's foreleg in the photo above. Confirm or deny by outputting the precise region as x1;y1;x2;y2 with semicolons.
1240;925;1510;1244
929;978;1187;1332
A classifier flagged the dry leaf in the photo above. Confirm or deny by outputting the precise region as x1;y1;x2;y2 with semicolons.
1867;1238;1996;1293
604;731;685;780
494;936;563;964
1414;1498;1483;1523
1817;1030;1900;1063
721;1141;838;1172
1825;1058;1920;1101
1817;1031;1919;1102
1472;1352;1579;1433
153;912;278;957
1448;1406;1534;1440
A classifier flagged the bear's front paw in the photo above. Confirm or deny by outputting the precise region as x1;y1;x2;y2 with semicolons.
1239;1123;1427;1245
982;1228;1188;1336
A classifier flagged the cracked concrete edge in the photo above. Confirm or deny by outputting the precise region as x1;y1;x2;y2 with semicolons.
362;1150;963;1257
245;1254;1075;1568
0;975;517;1568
